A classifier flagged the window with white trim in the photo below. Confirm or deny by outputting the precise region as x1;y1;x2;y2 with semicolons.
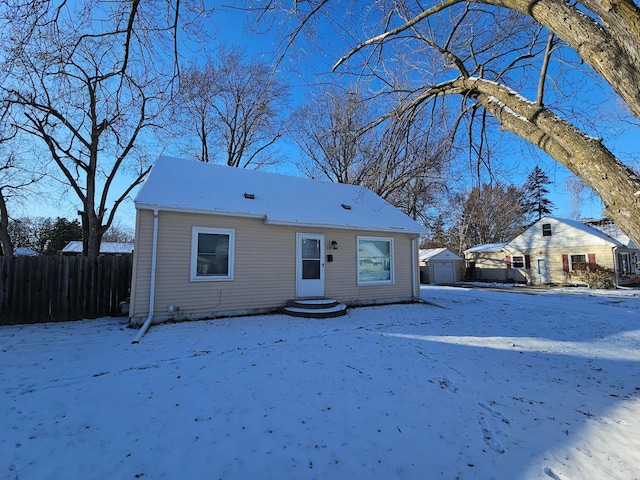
190;227;235;281
542;223;552;236
357;236;394;284
569;253;587;271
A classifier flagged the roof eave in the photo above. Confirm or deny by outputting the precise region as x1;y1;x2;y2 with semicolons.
135;202;423;235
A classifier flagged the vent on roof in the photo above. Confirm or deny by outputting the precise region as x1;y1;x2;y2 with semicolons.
244;193;255;200
341;203;351;210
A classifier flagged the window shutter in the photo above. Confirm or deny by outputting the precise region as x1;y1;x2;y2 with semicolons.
525;255;531;269
506;255;512;269
562;254;569;272
588;253;596;265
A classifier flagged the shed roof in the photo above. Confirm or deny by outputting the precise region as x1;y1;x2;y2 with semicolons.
464;243;508;254
419;248;463;262
135;156;425;235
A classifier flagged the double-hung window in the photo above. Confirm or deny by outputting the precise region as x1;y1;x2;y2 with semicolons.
190;227;235;281
512;256;525;268
357;236;394;284
569;253;587;271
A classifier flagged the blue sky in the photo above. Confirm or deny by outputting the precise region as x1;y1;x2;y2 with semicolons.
18;2;638;231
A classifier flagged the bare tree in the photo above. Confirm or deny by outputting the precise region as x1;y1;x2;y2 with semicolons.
252;1;640;247
292;87;450;222
172;45;290;168
0;99;44;257
451;183;528;252
1;0;204;257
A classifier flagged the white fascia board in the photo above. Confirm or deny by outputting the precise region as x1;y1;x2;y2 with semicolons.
263;217;424;235
135;203;266;220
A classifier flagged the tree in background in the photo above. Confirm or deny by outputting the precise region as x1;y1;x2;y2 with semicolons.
523;166;554;222
1;1;203;257
171;45;290;168
255;0;640;248
450;183;528;253
42;218;83;254
292;87;450;222
9;217;82;254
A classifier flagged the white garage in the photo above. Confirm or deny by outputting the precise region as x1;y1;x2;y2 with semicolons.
419;248;464;284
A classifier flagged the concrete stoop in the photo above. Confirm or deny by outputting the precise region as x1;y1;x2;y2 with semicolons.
283;298;348;319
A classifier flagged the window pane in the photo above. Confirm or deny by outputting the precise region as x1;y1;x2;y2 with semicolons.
197;233;229;276
571;254;586;264
302;259;320;279
358;239;391;282
302;239;320;259
542;224;552;236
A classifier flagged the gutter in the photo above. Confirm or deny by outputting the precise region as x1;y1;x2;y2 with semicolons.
132;209;159;344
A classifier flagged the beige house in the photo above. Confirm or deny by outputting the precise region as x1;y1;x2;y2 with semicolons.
419;248;465;284
129;156;425;326
464;217;640;287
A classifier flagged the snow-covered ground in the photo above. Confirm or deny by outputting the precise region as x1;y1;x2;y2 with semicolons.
2;285;640;479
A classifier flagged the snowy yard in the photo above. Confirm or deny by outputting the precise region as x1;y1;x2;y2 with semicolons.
2;286;640;479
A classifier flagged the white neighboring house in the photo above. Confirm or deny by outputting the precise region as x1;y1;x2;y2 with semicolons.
419;248;464;284
62;241;134;255
129;156;425;325
464;217;640;286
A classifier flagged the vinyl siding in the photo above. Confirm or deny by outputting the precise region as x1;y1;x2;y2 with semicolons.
131;209;418;323
467;245;616;285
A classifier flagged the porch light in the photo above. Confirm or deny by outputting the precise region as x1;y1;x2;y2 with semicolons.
331;240;339;250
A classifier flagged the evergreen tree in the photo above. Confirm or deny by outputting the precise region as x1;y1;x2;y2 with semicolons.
42;218;83;254
523;166;554;221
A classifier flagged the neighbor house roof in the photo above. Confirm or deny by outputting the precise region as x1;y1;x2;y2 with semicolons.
135;156;425;235
13;247;39;256
507;217;629;250
419;248;463;262
62;241;134;254
464;243;508;254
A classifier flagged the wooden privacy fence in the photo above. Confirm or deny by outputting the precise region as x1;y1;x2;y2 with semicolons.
0;255;132;325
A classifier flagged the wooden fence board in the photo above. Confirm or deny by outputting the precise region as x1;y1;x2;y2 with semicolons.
0;255;132;325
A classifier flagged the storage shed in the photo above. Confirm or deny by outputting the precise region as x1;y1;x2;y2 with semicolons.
419;248;464;284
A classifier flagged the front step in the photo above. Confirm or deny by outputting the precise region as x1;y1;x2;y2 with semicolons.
283;298;347;319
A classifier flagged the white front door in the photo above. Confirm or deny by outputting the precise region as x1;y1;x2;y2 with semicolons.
537;258;550;284
296;233;325;298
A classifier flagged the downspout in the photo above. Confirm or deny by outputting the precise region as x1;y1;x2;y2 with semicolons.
132;209;159;344
612;246;620;288
411;236;419;300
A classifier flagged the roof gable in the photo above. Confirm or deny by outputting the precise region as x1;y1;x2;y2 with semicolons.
135;156;424;234
507;217;621;250
419;248;463;261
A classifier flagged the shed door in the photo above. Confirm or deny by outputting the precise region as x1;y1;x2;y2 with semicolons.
296;233;325;298
433;261;456;284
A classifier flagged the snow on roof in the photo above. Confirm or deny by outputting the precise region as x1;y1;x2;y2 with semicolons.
464;243;508;254
419;248;463;262
582;218;637;249
13;247;39;256
62;241;134;254
135;156;425;235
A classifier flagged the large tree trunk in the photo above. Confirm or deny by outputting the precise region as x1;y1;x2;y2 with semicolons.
0;192;13;257
438;76;640;245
